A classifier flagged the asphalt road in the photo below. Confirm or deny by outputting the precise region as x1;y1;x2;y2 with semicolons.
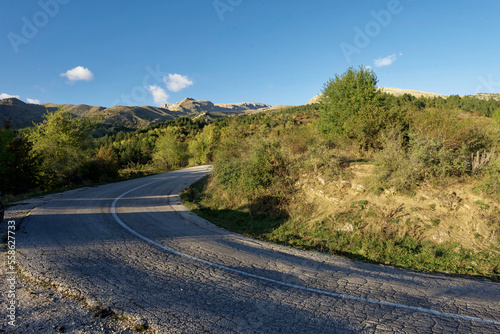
17;165;500;333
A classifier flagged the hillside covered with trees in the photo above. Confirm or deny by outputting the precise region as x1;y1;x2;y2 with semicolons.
1;67;500;278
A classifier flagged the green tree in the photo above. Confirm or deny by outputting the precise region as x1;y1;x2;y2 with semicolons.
27;108;92;188
152;127;188;169
493;108;500;124
0;125;37;193
318;66;388;148
188;124;218;165
0;126;15;181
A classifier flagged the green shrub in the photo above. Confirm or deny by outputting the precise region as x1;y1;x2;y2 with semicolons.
374;106;496;192
410;108;490;152
211;131;246;190
373;126;421;192
80;146;118;183
407;134;469;179
280;124;317;155
476;155;500;201
492;108;500;124
214;137;292;196
0;126;37;194
209;135;295;220
240;138;288;192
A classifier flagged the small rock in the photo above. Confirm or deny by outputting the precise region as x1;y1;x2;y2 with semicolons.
337;180;350;189
94;307;114;319
339;223;354;232
54;325;66;333
134;318;149;330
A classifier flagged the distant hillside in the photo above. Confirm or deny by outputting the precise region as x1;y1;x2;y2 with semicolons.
306;95;322;105
377;87;447;98
470;93;500;101
306;87;500;105
307;87;448;105
0;97;271;130
377;88;500;101
0;98;47;129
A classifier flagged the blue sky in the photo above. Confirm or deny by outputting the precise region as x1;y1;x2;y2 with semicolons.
1;0;500;107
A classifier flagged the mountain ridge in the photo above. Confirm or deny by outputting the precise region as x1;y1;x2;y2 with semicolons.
2;88;498;130
160;97;270;113
0;97;271;130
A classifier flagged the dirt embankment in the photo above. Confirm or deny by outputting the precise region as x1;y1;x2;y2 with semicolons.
300;162;499;253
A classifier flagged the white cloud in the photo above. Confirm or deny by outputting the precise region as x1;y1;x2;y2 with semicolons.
0;93;20;100
60;66;94;82
147;85;169;105
164;73;193;92
27;98;41;104
374;54;397;67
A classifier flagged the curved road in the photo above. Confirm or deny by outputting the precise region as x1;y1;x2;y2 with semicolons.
18;165;500;333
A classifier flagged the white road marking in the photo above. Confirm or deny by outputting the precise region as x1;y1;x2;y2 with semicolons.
111;176;500;326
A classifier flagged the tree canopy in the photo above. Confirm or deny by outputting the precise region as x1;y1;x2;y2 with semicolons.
27;108;92;188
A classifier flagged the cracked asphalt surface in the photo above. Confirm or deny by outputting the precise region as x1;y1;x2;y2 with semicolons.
7;165;500;333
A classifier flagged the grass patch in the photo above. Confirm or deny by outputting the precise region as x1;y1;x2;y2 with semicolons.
268;221;500;277
431;219;441;226
181;176;288;237
476;200;490;210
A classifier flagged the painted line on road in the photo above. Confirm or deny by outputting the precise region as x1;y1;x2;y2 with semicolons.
111;177;500;327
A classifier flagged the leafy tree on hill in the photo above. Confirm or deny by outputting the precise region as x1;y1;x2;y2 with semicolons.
27;108;92;189
0;124;37;193
318;66;391;148
492;108;500;124
152;127;189;169
188;123;219;165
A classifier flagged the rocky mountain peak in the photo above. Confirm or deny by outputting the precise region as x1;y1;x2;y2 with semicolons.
160;98;270;113
0;97;28;107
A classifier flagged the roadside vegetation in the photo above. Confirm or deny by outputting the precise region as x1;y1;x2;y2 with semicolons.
2;66;499;279
183;67;500;280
